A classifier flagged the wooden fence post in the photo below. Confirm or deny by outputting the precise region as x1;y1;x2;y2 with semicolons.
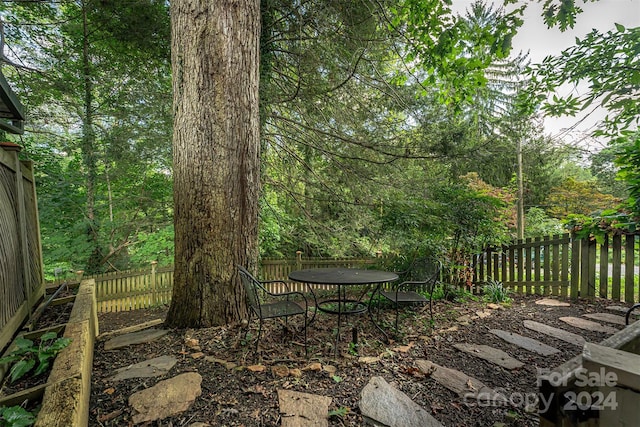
151;261;158;305
570;235;580;299
625;234;635;303
296;251;302;270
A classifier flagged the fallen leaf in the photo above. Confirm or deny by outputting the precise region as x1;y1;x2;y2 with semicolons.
393;341;415;352
271;365;289;378
303;362;322;371
247;364;266;372
103;387;115;395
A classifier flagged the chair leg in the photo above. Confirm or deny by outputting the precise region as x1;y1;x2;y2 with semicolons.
394;301;399;333
303;314;308;357
429;282;436;322
256;318;263;353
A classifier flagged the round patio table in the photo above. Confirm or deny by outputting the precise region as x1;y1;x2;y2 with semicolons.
288;267;398;353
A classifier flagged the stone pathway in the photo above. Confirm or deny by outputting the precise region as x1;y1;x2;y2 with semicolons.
98;300;636;426
453;343;524;370
490;329;560;356
103;328;169;351
523;320;586;346
559;316;619;334
583;312;627;325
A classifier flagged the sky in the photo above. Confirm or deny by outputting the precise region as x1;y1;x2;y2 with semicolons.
452;0;640;145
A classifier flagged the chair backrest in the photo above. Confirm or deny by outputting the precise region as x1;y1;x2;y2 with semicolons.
405;257;441;283
238;265;262;313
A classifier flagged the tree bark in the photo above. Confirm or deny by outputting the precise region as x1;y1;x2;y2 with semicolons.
166;0;261;327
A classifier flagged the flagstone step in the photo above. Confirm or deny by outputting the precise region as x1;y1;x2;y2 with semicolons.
523;320;586;347
606;305;640;318
415;359;506;404
583;312;627;326
535;298;570;307
559;317;618;334
110;355;177;382
359;376;443;427
104;328;169;351
453;343;524;370
278;389;332;427
489;329;560;356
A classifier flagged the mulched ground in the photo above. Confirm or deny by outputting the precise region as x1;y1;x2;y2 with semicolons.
90;294;620;426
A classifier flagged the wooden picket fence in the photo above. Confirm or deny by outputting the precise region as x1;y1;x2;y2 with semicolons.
474;233;639;303
87;255;378;312
57;232;640;313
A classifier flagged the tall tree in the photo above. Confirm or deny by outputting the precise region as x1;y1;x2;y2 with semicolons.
166;0;261;327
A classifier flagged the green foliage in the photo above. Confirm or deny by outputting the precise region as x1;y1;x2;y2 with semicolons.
482;279;511;303
615;132;640;217
328;406;350;419
525;207;563;238
0;406;36;427
331;375;343;383
0;332;72;384
529;24;639;140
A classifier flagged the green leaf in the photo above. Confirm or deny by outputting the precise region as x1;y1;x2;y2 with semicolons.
34;359;50;377
39;331;58;342
9;359;36;383
615;23;625;32
1;406;36;427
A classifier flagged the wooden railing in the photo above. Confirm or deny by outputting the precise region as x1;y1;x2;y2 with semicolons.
474;233;639;303
0;143;45;353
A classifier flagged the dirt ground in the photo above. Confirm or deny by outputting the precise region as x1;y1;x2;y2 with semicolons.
90;294;622;427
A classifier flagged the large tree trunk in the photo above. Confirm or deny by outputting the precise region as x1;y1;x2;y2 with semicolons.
166;0;261;328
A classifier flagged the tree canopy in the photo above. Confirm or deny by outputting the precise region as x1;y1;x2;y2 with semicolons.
0;0;631;296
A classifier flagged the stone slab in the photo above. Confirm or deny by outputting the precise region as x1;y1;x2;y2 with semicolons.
129;372;202;424
453;343;524;370
523;320;586;347
359;376;442;427
535;298;570;307
415;359;506;404
583;312;627;326
104;328;169;350
606;305;640;318
559;317;618;334
278;389;331;427
110;355;177;382
489;329;560;356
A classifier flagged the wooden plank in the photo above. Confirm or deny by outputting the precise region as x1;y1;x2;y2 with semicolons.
489;329;560;356
534;236;542;294
599;234;609;298
525;237;532;294
580;238;590;298
523;320;585;347
559;316;619;334
552;234;560;296
612;234;622;300
570;236;580;299
625;234;635;303
453;343;524;370
582;342;640;390
561;237;569;298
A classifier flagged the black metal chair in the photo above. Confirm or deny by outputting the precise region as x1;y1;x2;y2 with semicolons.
237;265;309;355
378;257;442;332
